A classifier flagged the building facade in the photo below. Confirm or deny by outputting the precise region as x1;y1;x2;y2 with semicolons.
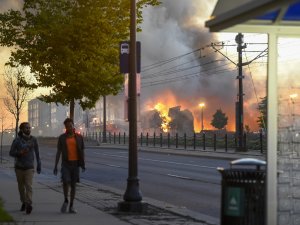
28;99;51;136
28;94;128;137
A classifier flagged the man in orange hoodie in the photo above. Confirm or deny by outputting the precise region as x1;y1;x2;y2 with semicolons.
53;118;85;213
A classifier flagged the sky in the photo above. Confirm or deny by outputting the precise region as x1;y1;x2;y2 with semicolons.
137;0;267;131
0;0;268;132
0;0;24;129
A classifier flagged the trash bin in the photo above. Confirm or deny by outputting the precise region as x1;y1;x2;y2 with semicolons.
218;158;266;225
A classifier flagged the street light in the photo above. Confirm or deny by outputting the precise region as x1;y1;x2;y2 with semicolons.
199;103;205;132
289;93;298;119
289;93;298;102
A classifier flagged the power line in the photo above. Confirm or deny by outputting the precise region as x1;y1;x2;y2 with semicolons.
142;43;266;80
141;63;236;88
141;55;268;88
141;48;203;72
244;51;267;130
142;59;226;81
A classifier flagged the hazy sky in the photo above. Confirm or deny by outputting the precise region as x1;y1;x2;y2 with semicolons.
0;0;267;131
137;0;267;131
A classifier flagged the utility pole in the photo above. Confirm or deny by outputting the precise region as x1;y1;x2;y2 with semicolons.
235;33;247;151
102;95;107;143
211;34;263;152
199;103;205;132
86;109;89;136
118;0;144;212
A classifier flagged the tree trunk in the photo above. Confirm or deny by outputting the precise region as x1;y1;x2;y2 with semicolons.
70;99;75;120
1;122;4;163
103;96;107;143
15;113;19;138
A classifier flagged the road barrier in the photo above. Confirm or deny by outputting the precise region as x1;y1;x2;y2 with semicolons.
83;131;266;154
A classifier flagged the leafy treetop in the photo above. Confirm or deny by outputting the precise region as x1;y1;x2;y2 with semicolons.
211;108;228;130
0;0;160;110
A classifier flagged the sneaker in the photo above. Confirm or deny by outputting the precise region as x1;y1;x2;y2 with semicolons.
69;206;77;214
61;201;68;213
20;203;26;211
26;205;32;214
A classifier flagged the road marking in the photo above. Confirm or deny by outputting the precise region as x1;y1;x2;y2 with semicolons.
140;158;216;169
166;174;191;180
166;173;220;185
93;152;127;159
85;159;122;168
92;152;216;169
103;163;121;168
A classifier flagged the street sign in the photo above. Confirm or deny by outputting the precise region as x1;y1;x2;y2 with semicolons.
119;41;141;74
225;187;245;217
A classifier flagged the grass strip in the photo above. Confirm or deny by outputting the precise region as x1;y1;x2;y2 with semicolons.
0;197;14;222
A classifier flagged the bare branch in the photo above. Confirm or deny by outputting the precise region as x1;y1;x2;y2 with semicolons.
3;65;33;136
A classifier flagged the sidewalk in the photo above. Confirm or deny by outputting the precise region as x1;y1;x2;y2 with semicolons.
0;142;265;225
0;158;218;225
0;161;130;225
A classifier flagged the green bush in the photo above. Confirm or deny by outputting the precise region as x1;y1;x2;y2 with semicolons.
0;198;13;222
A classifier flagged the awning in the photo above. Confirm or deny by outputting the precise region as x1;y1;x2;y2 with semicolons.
205;1;300;225
206;0;300;34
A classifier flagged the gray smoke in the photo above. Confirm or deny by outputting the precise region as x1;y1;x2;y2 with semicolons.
0;0;22;12
0;0;265;131
137;0;242;130
137;0;267;131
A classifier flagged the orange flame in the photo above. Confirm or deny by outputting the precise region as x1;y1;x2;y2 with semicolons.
144;90;261;132
154;103;172;132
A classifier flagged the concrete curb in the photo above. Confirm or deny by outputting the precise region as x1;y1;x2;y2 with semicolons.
80;178;220;225
87;143;265;161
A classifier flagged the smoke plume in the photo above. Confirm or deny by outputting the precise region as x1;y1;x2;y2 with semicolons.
138;0;266;131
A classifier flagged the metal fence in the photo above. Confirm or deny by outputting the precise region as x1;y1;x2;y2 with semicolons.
83;131;266;153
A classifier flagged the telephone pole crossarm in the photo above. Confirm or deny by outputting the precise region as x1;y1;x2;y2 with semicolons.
211;43;237;66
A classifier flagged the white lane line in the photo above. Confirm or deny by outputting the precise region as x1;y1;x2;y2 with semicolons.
93;152;216;169
93;152;127;158
166;174;191;180
140;158;216;169
103;163;121;168
166;173;220;185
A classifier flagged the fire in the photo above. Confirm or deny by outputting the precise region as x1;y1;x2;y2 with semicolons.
154;103;172;132
144;89;260;132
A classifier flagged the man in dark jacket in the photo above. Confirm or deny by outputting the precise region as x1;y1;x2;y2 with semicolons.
53;118;85;213
9;122;41;214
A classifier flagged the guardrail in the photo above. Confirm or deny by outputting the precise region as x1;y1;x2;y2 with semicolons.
83;131;266;154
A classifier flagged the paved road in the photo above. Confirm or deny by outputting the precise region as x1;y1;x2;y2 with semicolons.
36;146;232;218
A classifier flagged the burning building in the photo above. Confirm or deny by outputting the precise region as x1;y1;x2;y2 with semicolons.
141;104;194;135
141;109;162;134
169;106;194;135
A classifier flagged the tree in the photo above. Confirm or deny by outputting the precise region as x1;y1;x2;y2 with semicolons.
257;96;267;131
3;65;33;137
245;125;250;133
0;110;7;163
211;109;228;130
0;0;160;120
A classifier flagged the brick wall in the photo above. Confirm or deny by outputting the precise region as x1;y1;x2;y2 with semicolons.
277;37;300;225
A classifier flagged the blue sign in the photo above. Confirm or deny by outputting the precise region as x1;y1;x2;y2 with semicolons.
119;41;141;74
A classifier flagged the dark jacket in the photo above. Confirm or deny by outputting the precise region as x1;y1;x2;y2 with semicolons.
56;133;85;168
9;135;41;170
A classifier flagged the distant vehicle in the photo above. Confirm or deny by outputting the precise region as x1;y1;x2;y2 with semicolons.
121;43;129;54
